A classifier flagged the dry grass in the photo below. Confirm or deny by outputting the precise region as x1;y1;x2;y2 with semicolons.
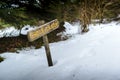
49;0;120;32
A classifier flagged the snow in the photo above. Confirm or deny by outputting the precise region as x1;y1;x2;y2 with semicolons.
11;4;19;8
58;21;81;39
0;25;35;38
0;21;120;80
63;22;81;35
0;27;20;37
117;14;120;18
20;25;34;35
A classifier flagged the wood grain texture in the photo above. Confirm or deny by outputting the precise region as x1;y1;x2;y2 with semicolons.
27;19;59;42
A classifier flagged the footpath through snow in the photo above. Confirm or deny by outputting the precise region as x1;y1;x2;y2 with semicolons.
0;21;120;80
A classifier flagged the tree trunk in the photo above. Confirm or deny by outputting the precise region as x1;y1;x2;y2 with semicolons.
81;24;89;33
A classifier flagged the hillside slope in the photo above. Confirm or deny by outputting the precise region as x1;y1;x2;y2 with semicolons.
0;21;120;80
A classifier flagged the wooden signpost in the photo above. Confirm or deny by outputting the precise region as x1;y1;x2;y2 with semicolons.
27;19;59;67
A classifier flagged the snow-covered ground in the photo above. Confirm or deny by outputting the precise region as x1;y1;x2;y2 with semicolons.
0;25;34;38
0;21;120;80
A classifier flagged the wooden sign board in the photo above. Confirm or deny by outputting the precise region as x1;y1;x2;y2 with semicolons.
27;19;59;42
27;19;59;67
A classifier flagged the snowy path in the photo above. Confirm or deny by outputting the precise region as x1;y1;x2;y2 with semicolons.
0;22;120;80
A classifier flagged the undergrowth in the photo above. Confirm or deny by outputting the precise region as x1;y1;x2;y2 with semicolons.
0;56;4;62
0;8;41;29
0;24;65;53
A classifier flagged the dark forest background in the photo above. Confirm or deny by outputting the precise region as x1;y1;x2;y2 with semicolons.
0;0;120;29
0;0;120;53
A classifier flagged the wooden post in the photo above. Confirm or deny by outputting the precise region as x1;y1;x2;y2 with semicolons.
27;19;59;67
43;34;53;66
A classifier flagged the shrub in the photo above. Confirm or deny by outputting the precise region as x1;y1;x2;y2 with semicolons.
0;56;4;62
48;0;120;32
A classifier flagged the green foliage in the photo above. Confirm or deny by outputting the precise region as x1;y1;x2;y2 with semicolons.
0;0;119;29
0;8;41;28
0;20;11;29
0;56;4;62
48;1;78;22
